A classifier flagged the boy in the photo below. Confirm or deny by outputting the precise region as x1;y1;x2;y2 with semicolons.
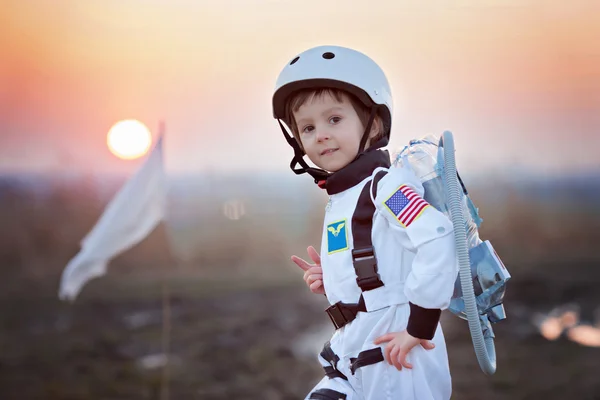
272;45;458;400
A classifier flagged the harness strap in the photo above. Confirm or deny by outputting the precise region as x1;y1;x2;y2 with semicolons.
320;341;342;372
350;170;388;292
309;388;348;400
323;366;348;381
350;348;385;375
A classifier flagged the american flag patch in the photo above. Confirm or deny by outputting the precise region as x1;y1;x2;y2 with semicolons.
384;185;430;227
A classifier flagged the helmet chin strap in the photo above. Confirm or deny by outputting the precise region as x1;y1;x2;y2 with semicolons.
353;106;379;162
277;119;331;185
277;105;381;187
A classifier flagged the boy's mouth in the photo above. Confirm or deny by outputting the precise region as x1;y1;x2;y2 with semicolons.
321;148;339;156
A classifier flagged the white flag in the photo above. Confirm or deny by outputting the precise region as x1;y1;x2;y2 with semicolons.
59;135;167;301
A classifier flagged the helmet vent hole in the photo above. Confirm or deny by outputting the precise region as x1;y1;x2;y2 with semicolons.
290;56;300;65
322;52;335;60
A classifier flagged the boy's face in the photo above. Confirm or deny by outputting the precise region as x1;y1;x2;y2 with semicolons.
293;92;371;173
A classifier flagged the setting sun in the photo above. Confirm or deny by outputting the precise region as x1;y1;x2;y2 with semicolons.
107;120;152;160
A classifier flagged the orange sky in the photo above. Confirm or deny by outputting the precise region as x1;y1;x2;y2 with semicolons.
1;0;598;176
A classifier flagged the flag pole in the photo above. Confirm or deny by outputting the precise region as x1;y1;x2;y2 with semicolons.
158;120;171;400
161;278;171;400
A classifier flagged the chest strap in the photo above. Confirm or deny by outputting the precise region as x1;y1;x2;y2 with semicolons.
350;170;388;292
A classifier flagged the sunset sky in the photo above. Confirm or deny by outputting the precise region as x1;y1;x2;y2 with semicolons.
1;0;598;177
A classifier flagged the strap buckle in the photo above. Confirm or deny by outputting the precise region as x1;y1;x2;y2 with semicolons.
352;247;384;292
325;300;364;330
326;303;350;330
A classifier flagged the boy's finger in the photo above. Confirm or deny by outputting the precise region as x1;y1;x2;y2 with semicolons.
420;340;435;350
291;255;311;271
307;266;323;274
309;280;323;290
384;343;394;365
390;346;402;370
399;349;413;369
307;274;323;285
303;270;321;281
307;246;321;265
373;333;395;345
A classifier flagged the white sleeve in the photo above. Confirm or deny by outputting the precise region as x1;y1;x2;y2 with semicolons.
375;166;459;338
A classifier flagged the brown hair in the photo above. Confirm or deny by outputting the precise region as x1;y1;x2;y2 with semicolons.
283;88;387;150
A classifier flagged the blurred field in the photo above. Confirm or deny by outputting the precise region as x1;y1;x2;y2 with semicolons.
1;171;600;399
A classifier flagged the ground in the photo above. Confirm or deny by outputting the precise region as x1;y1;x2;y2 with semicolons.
1;264;599;400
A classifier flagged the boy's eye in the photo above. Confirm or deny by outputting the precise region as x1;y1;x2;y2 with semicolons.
329;116;341;124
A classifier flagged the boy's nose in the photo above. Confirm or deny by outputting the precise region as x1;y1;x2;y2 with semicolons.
315;127;331;142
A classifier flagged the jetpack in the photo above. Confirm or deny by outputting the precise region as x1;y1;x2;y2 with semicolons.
394;131;511;376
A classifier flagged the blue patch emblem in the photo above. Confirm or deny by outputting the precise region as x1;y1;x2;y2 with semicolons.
327;219;348;254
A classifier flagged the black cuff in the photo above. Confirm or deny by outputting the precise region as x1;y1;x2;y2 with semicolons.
406;302;442;340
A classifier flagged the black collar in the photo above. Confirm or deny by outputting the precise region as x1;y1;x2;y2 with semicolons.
323;149;391;195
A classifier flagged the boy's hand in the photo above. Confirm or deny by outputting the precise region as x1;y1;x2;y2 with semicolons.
291;246;325;295
373;330;435;371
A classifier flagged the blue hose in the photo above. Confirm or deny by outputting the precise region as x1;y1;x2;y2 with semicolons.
440;131;497;375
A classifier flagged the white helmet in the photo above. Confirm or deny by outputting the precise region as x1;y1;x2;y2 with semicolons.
272;45;393;140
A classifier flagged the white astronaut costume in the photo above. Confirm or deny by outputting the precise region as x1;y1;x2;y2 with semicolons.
272;46;459;400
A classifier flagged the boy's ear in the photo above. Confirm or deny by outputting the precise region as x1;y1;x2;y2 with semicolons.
368;116;383;139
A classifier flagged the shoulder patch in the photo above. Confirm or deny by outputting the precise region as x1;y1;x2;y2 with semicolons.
383;185;430;228
327;219;348;254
